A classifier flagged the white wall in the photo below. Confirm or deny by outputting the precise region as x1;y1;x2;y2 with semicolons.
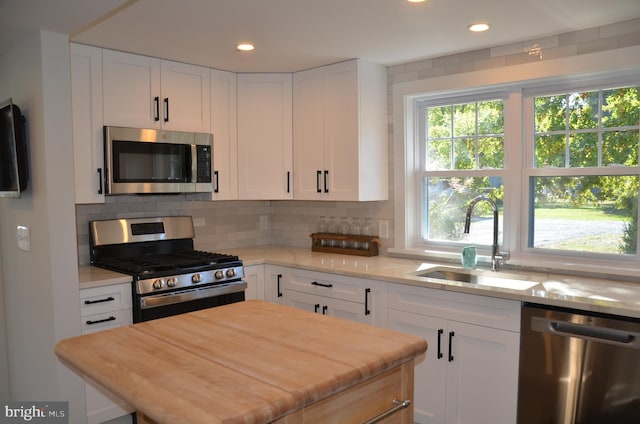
0;30;85;419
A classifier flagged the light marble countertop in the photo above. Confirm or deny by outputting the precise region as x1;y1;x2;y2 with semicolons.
78;265;131;289
226;246;640;319
79;246;640;319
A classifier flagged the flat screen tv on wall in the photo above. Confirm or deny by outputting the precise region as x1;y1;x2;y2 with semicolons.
0;98;28;197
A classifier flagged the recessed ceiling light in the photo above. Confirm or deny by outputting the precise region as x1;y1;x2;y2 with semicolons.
236;43;255;52
407;0;427;3
468;22;491;32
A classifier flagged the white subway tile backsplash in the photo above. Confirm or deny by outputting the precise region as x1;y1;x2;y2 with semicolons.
599;18;640;38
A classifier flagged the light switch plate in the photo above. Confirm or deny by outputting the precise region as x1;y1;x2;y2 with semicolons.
16;225;31;251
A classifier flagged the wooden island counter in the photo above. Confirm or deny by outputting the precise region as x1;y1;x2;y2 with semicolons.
56;300;427;424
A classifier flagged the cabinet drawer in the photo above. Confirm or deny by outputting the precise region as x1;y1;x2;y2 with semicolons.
80;283;132;316
284;269;365;303
275;362;413;423
388;284;520;332
81;309;132;334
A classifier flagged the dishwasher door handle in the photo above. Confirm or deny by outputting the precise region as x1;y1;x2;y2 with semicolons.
531;316;639;348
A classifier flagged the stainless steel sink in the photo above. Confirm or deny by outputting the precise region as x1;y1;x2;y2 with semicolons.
416;267;540;291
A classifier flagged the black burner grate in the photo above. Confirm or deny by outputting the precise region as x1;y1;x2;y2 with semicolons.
96;251;239;275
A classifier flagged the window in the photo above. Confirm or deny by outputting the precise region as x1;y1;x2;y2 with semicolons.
404;81;639;266
417;96;506;248
526;85;640;255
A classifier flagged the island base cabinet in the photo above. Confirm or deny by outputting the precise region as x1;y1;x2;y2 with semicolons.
135;361;416;424
274;361;414;424
388;309;519;424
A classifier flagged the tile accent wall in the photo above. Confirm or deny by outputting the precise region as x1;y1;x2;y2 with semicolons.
386;17;640;84
75;195;271;265
75;18;640;263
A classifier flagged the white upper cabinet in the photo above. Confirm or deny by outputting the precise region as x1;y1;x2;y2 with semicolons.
293;59;388;201
102;49;210;133
210;69;238;200
70;43;105;204
237;73;293;200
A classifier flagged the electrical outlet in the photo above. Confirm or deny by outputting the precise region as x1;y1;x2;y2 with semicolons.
16;225;31;251
193;217;206;227
378;220;389;239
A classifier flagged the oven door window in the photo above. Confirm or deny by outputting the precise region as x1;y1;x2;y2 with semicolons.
112;141;191;183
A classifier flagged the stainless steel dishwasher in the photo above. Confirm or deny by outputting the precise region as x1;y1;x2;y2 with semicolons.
518;303;640;424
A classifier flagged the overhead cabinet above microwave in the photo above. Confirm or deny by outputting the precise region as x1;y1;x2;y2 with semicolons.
102;49;211;133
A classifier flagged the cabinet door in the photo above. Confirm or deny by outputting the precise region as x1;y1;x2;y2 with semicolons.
70;43;105;204
210;68;238;200
388;309;447;424
445;321;519;424
160;59;210;132
293;67;325;199
243;264;264;300
237;73;293;200
263;266;286;304
322;60;360;200
103;49;161;128
286;290;368;323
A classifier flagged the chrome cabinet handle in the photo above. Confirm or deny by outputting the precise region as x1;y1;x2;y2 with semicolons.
363;399;412;424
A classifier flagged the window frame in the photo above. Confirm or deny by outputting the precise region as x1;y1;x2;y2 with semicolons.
414;92;511;251
391;48;640;276
521;81;640;259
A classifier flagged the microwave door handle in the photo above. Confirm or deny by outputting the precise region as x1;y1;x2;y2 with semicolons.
191;145;198;183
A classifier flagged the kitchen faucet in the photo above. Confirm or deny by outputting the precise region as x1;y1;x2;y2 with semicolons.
463;195;510;271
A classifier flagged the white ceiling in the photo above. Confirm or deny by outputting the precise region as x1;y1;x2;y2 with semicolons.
2;0;640;72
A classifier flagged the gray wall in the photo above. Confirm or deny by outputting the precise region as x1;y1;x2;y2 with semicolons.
0;31;85;418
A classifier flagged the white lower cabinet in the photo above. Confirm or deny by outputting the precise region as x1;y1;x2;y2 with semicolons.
243;264;264;300
80;283;134;424
264;266;386;326
387;284;520;424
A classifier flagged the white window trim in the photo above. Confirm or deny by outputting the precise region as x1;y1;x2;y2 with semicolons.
391;45;640;277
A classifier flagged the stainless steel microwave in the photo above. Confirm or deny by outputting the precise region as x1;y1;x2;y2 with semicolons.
104;126;213;195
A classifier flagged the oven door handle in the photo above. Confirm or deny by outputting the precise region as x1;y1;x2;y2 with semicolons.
140;281;247;310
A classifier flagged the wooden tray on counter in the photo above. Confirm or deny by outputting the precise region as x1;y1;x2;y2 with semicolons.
310;233;380;257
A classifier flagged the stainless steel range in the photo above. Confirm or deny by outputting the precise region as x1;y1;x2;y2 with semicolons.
89;216;246;323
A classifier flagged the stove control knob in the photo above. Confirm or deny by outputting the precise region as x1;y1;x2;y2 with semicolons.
153;279;164;290
166;277;177;288
226;269;236;278
214;270;224;280
191;273;202;284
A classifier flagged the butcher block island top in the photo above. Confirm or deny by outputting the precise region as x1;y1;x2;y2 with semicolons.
56;300;427;424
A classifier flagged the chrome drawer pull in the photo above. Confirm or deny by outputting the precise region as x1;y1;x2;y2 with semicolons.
363;399;411;424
